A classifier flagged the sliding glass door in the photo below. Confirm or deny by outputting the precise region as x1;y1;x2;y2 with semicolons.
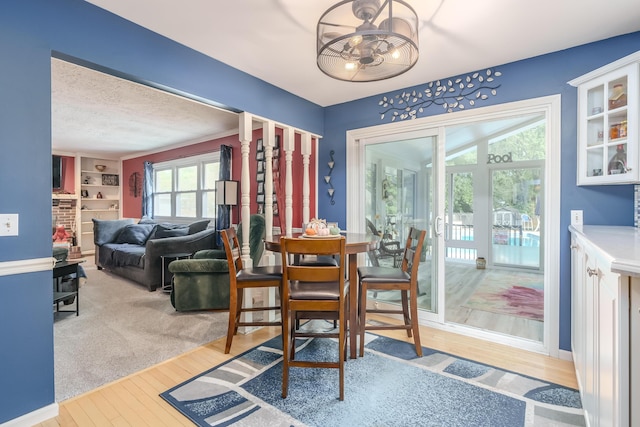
350;96;561;354
364;134;437;314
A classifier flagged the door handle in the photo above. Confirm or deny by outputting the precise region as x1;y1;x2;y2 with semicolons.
435;216;443;236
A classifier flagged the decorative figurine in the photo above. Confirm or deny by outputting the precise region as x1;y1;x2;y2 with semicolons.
608;83;627;110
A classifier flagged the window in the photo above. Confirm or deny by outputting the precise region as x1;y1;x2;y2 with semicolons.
152;152;220;221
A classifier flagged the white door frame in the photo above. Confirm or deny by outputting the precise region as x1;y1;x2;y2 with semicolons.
346;95;561;357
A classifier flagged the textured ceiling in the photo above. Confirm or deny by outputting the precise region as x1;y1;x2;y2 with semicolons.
51;59;239;158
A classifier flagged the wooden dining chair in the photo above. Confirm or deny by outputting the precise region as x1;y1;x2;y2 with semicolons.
280;236;347;400
357;227;427;357
221;227;283;354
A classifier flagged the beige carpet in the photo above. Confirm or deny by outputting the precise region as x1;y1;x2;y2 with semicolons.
53;261;228;402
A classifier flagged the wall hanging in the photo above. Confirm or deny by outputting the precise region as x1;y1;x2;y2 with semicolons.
379;68;502;121
325;150;335;205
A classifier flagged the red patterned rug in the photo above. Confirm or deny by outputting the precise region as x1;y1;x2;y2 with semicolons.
462;271;544;321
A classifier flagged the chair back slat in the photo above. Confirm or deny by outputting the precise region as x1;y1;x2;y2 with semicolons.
221;228;244;276
281;237;346;286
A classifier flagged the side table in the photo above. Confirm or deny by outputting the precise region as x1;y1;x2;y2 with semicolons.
53;259;84;316
161;252;192;293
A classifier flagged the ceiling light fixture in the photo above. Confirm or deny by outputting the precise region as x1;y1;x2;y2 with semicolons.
317;0;419;82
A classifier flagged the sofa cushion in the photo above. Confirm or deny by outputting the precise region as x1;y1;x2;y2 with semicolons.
188;219;210;235
116;223;155;245
93;218;135;245
108;243;145;268
138;217;156;225
153;223;189;238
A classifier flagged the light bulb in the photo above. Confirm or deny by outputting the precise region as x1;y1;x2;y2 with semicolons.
350;34;363;46
345;62;357;71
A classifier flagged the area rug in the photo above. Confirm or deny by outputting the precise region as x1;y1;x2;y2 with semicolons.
160;333;583;426
462;271;544;321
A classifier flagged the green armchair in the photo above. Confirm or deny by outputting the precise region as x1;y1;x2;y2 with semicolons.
168;214;267;312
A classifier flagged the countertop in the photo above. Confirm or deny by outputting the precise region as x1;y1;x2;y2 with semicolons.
569;225;640;277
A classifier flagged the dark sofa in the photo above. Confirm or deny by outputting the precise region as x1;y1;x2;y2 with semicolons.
93;218;216;291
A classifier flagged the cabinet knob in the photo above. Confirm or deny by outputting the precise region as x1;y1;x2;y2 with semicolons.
586;267;597;277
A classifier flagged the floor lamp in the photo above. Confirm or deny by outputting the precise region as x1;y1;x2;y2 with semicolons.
216;180;238;230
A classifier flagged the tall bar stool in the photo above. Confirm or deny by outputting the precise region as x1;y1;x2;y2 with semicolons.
221;227;283;354
357;227;427;357
280;236;347;400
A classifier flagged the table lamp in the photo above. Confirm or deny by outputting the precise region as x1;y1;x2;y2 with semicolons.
216;180;238;229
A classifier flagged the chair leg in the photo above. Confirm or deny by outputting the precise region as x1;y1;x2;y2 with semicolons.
409;290;422;357
225;288;240;354
338;305;345;401
401;289;412;338
290;310;298;361
359;281;368;358
281;302;290;398
235;289;244;335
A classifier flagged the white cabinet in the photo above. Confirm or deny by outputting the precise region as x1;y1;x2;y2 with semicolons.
569;51;640;185
631;280;640;427
570;230;630;427
77;156;121;254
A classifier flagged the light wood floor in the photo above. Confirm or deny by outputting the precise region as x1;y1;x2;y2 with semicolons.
36;315;577;427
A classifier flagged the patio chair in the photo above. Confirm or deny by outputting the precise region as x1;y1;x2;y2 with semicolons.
365;218;403;267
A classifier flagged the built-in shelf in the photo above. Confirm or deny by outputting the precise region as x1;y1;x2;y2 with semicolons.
77;156;121;254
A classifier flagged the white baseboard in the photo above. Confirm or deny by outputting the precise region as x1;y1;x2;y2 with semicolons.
1;403;58;427
558;348;573;362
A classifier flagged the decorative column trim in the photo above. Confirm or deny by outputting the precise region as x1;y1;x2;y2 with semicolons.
238;112;252;266
283;127;295;236
301;133;311;226
263;121;275;240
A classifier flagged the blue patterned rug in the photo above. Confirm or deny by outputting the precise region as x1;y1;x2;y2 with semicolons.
160;333;584;426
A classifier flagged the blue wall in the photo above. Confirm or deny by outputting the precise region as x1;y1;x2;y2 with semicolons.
0;0;322;423
319;33;640;354
1;0;639;422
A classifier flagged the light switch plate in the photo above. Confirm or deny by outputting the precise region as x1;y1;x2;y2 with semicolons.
571;210;583;226
0;214;19;236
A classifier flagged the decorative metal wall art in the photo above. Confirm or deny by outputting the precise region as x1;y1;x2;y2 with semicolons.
325;150;335;205
379;68;502;121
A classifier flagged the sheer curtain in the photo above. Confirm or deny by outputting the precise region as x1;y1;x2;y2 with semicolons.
142;161;153;218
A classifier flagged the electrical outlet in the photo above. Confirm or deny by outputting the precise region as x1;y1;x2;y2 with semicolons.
571;210;583;226
0;214;19;236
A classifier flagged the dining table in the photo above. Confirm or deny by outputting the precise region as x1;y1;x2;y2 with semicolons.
263;232;379;359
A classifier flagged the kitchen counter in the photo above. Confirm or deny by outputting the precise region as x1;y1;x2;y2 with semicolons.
569;225;640;277
570;224;640;426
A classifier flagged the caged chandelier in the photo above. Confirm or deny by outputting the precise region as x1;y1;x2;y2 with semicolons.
317;0;419;82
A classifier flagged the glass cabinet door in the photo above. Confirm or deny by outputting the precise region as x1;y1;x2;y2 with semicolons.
577;62;638;185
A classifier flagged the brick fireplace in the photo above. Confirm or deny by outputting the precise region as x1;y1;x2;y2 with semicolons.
52;198;77;242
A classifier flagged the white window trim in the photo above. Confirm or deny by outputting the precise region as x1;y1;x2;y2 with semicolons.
152;151;221;223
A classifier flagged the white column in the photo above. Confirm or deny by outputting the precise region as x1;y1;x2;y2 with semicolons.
301;132;312;225
238;112;253;267
262;121;277;322
283;127;295;236
238;112;255;329
263;121;275;240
